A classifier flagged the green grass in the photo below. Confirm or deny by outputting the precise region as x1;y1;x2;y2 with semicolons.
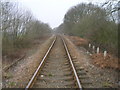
8;81;16;87
102;82;112;87
4;72;13;79
48;73;53;77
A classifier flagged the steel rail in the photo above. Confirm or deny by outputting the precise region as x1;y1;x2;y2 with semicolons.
25;36;56;90
62;37;82;90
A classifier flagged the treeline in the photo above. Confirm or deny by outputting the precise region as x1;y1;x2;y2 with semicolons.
57;1;119;56
1;1;51;56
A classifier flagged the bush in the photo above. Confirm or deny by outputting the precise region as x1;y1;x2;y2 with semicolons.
60;3;118;56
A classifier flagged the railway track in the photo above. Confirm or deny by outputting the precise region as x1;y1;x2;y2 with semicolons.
25;35;91;89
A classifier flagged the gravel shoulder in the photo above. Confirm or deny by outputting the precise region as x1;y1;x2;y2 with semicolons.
64;35;118;88
2;35;55;88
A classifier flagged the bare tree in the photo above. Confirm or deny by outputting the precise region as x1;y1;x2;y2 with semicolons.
102;0;119;22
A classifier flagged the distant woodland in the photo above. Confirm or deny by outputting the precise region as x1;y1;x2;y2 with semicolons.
0;1;52;56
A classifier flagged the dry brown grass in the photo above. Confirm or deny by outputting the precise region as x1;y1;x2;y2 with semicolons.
92;53;119;70
66;35;88;46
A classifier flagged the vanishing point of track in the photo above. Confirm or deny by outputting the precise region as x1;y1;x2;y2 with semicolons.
25;35;82;90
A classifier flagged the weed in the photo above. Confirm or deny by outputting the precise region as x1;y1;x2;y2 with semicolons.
102;82;112;87
48;73;52;76
8;81;16;87
4;72;13;79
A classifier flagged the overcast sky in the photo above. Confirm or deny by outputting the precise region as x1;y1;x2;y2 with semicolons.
16;0;107;28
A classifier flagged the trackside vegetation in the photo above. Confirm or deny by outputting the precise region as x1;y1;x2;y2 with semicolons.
1;2;51;57
57;1;119;56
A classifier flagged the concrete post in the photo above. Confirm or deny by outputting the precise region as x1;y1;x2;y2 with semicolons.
97;47;100;54
104;51;107;59
89;43;91;48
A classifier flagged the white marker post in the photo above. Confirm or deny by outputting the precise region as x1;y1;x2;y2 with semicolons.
92;46;95;50
89;43;91;48
104;51;107;59
97;47;100;54
87;51;89;54
92;45;95;52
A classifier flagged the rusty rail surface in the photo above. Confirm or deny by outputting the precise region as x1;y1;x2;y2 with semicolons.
25;36;56;90
62;37;82;90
